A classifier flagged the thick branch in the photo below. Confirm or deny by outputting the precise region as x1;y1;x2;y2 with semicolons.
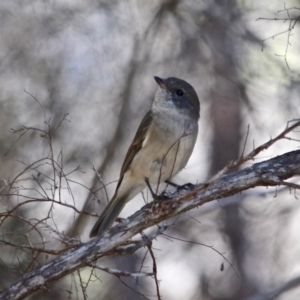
1;150;300;300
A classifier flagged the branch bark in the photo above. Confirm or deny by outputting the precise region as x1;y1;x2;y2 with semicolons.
1;150;300;300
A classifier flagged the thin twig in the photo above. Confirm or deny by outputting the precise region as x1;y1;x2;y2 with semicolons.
147;242;161;300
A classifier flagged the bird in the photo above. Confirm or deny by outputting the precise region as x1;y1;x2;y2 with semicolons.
89;76;200;237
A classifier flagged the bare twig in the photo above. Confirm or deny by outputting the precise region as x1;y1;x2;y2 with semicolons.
87;262;153;278
257;5;300;69
147;242;161;300
162;233;240;280
205;119;300;187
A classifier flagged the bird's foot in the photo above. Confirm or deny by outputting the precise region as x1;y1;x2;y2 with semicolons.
165;180;195;192
177;183;195;191
145;178;171;202
154;191;171;202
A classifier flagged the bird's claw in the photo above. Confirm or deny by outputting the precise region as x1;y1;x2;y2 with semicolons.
154;191;171;202
177;183;195;191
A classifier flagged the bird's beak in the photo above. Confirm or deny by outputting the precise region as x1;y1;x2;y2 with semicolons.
154;76;167;89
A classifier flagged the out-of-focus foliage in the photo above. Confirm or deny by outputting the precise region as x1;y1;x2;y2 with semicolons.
1;0;300;299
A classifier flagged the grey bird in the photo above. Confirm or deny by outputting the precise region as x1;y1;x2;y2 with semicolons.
90;76;200;237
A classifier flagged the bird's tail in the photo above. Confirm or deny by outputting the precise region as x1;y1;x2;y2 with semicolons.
89;193;129;238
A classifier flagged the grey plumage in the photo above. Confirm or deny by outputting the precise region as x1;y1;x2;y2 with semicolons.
90;76;200;237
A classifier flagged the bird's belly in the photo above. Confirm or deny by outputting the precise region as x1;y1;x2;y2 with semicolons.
131;133;195;185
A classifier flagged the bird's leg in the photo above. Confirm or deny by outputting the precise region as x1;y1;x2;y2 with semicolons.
145;178;170;201
145;178;156;198
164;180;178;188
165;180;195;191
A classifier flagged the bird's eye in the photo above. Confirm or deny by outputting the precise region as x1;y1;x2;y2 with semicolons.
176;89;184;96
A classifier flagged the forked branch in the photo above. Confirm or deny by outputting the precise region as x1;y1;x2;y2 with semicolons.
1;121;300;300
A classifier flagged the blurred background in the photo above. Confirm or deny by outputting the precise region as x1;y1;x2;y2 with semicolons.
1;0;300;299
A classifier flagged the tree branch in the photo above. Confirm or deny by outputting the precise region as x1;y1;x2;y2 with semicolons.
1;149;300;299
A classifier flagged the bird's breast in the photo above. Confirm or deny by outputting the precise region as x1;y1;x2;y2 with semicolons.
130;112;198;185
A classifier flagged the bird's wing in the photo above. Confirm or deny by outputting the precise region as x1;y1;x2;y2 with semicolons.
119;110;153;180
